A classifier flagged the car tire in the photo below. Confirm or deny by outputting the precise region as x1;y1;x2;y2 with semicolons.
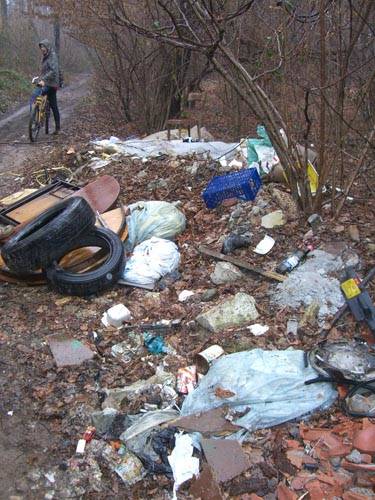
46;228;125;297
1;197;95;273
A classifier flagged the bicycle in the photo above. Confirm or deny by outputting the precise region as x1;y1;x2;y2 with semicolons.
29;77;50;142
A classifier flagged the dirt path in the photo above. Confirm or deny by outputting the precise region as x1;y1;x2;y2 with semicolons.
0;74;89;195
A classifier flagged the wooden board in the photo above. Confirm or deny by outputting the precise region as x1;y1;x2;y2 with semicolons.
2;175;120;226
69;175;120;214
8;187;74;224
0;207;127;285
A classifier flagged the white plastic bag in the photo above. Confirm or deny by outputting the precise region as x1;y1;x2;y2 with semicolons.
181;349;337;431
124;201;186;251
168;433;200;500
122;237;180;287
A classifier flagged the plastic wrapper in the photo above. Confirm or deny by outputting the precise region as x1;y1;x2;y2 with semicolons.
181;349;337;431
124;201;186;252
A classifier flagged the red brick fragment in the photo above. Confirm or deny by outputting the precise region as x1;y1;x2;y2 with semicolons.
315;473;336;486
284;439;301;449
343;491;374;500
290;474;316;491
342;459;375;473
353;423;375;453
276;483;297;500
354;471;375;488
305;479;325;500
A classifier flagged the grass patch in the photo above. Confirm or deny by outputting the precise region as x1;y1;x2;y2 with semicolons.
0;69;30;114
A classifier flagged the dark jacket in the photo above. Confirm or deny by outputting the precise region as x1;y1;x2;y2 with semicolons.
39;39;59;88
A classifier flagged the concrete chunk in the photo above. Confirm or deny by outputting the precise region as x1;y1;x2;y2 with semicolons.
196;293;259;332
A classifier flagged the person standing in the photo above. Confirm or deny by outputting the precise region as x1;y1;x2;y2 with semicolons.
38;39;61;134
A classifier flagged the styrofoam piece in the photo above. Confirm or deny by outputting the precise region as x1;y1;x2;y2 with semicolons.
101;304;132;328
178;290;195;302
254;235;275;255
247;324;269;336
76;439;86;454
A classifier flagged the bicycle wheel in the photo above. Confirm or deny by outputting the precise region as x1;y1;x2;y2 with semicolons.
45;101;50;135
29;105;41;142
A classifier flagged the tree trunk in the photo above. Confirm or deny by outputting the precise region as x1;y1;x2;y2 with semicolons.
0;0;8;31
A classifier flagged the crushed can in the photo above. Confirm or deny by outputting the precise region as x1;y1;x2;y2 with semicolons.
177;366;197;394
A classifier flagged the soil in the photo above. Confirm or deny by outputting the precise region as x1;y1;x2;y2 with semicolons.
0;75;374;499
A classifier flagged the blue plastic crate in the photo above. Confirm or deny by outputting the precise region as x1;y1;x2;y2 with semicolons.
202;167;262;209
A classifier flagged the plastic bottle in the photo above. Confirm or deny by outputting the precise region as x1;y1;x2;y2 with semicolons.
276;248;310;274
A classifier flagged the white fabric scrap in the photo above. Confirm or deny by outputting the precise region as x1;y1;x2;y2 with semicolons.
168;433;200;500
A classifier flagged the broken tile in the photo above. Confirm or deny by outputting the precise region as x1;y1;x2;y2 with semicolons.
173;407;241;435
354;471;375;488
341;460;375;473
353;423;375;453
286;449;317;469
305;479;326;500
276;483;298;500
201;438;250;483
300;426;352;459
290;473;316;491
189;463;224;500
343;491;374;500
48;333;94;367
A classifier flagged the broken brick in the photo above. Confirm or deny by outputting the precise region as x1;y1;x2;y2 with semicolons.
276;482;297;500
290;473;316;491
343;491;374;500
284;439;301;449
341;460;375;473
353;424;375;454
305;480;326;500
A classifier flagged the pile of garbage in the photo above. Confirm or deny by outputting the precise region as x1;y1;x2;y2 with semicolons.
1;124;374;500
0;180;186;295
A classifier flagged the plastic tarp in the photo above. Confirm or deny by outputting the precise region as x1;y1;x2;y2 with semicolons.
181;349;337;431
92;136;239;161
124;201;186;252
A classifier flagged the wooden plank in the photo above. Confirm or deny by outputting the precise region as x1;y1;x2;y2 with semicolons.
198;245;286;282
8;189;73;223
3;175;120;226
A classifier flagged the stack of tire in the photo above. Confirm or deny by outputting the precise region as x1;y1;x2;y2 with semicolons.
1;197;125;297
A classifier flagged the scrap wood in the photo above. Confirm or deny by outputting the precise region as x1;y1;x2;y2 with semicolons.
189;463;224;500
198;245;286;282
170;407;241;435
